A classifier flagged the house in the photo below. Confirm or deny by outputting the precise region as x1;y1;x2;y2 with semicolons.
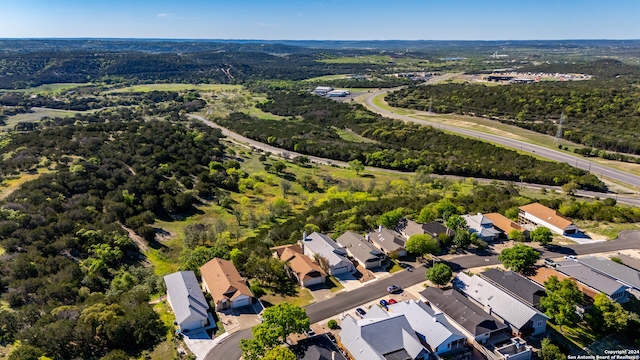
397;219;455;239
483;213;528;239
164;271;209;332
419;287;508;344
462;213;501;241
290;333;347;360
313;86;333;95
327;89;350;97
367;226;407;257
336;231;386;269
577;256;640;291
200;258;254;311
518;203;579;235
555;259;630;303
480;269;546;309
339;306;430;360
453;273;548;337
277;245;327;287
300;232;354;275
528;266;596;315
609;253;640;272
388;300;466;355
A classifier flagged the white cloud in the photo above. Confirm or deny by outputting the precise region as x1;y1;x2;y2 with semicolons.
157;13;173;18
258;22;282;27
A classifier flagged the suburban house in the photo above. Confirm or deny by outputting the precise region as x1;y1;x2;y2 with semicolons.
420;287;508;344
164;271;209;332
336;231;386;269
578;256;640;291
290;333;347;360
397;219;455;239
367;226;407;257
554;259;630;303
388;300;466;355
483;213;528;239
528;267;596;314
480;269;546;309
462;213;501;241
453;273;548;337
340;305;430;360
300;232;354;275
274;245;326;287
200;258;254;311
518;203;579;235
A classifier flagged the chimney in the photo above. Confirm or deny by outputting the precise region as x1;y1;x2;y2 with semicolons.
378;225;382;232
365;234;370;241
303;231;307;241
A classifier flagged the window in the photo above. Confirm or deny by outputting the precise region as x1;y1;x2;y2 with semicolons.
537;321;543;327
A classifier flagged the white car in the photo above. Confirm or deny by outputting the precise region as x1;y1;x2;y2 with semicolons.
564;255;577;260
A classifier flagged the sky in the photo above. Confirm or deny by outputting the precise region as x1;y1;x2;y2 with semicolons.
0;0;638;40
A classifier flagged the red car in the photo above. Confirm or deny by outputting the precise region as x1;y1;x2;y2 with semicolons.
388;298;397;304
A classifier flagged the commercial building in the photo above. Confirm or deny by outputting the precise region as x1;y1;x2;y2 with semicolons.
327;89;350;97
313;86;333;95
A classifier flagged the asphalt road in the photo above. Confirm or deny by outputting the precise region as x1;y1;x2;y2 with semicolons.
204;231;640;360
363;90;640;191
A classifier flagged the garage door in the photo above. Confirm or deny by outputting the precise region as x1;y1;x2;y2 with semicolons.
233;297;251;308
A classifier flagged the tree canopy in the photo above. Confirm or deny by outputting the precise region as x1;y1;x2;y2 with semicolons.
406;234;440;256
426;263;453;287
530;227;553;245
498;244;540;273
540;276;584;329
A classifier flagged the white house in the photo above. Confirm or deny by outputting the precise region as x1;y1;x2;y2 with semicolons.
300;232;354;275
164;271;209;332
518;203;578;235
462;213;501;241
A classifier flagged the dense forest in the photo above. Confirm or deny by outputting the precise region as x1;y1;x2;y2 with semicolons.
213;91;604;190
0;115;239;359
386;70;640;154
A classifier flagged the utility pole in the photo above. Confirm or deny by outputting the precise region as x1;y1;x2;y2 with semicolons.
554;112;565;145
428;97;433;115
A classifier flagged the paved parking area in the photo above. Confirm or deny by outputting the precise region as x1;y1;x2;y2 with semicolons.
217;303;263;334
334;272;365;291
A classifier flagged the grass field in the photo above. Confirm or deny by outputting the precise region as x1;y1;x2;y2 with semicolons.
302;74;352;82
0;169;51;200
1;108;84;131
576;220;640;240
0;83;87;94
333;127;378;143
547;322;597;350
107;84;242;93
261;287;315;307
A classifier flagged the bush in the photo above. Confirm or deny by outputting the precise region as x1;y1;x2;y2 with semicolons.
327;319;338;329
250;283;266;298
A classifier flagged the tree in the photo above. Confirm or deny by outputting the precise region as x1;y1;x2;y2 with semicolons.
349;159;365;176
540;276;584;331
263;347;296;360
530;227;553;246
272;161;287;174
406;234;440;257
327;319;338;329
281;180;292;196
426;263;452;287
562;181;580;196
446;214;466;231
498;244;540;273
508;229;525;242
453;229;471;249
586;293;630;334
261;303;310;341
377;209;404;228
539;338;565;360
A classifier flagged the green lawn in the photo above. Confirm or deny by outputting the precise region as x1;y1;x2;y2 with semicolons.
326;276;345;292
0;83;87;94
1;108;85;131
153;301;177;341
107;84;242;93
333;127;378;143
547;322;598;350
261;287;315;307
386;260;404;274
243;105;287;120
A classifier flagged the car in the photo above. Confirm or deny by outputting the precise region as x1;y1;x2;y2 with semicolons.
305;328;316;337
564;255;577;260
388;298;397;304
544;258;556;267
387;285;401;293
355;308;366;318
379;299;389;309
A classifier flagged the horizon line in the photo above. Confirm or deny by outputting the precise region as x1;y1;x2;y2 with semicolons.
1;37;640;42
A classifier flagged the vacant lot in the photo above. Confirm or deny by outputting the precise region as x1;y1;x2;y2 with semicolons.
107;84;242;93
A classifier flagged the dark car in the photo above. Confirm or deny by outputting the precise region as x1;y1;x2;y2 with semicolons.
380;299;389;309
387;285;401;293
355;308;366;318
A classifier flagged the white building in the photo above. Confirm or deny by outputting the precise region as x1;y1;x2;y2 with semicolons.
164;271;209;332
518;203;578;235
300;232;354;275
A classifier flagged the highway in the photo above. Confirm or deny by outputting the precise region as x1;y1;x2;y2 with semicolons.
363;90;640;190
205;230;640;360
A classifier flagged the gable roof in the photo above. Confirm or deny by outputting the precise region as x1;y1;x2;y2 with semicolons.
611;254;640;273
420;287;507;336
481;268;546;307
303;232;351;267
388;300;465;352
555;259;630;296
397;219;453;238
164;271;208;325
280;246;326;281
462;214;501;239
200;258;252;304
367;227;406;253
271;243;303;258
519;203;574;230
578;256;640;290
483;213;525;234
336;231;385;264
290;333;347;360
453;273;548;329
340;312;428;360
528;266;599;300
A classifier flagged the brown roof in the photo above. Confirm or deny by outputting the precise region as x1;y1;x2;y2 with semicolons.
271;244;303;258
200;258;253;304
528;267;599;300
484;213;525;234
519;203;574;230
280;247;326;281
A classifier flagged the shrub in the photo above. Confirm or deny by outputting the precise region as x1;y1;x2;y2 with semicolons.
327;319;338;329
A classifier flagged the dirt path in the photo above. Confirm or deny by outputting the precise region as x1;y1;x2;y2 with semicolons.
121;225;149;252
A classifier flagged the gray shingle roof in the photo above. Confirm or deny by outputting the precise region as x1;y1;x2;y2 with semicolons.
481;268;546;307
420;287;507;336
453;273;548;330
397;219;454;238
612;254;640;273
303;232;350;268
462;214;500;239
578;256;640;290
290;333;347;360
367;227;406;253
336;231;385;265
164;271;208;326
388;300;465;353
555;259;629;296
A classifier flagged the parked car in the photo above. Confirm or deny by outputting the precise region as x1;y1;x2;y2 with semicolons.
380;299;389;309
387;285;401;293
305;328;316;337
564;255;577;260
388;298;397;304
355;308;366;318
544;258;556;267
